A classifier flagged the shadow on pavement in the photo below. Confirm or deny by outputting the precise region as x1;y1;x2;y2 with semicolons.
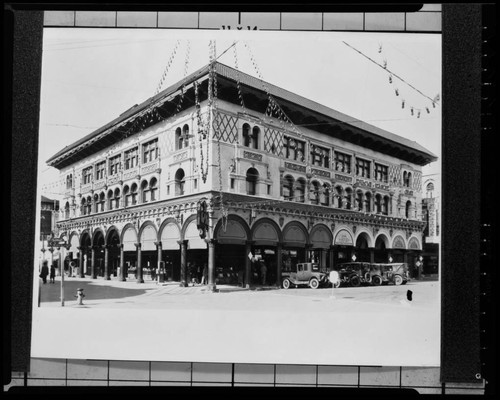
38;278;152;305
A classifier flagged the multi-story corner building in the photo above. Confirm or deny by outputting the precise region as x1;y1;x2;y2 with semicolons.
47;62;437;288
421;173;440;278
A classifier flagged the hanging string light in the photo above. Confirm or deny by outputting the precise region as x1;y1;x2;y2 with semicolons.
175;40;191;114
155;39;181;96
344;41;441;119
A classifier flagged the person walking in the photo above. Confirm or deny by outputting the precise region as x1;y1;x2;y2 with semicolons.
40;261;49;284
260;261;267;285
201;263;208;285
49;264;56;283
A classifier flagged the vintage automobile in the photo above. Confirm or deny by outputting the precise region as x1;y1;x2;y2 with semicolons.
281;262;329;289
377;263;410;285
336;262;410;286
336;262;371;287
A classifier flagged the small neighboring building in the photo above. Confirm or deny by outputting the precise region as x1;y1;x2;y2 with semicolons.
39;196;61;268
421;173;440;278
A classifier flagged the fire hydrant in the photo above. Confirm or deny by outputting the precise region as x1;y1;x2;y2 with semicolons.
75;288;85;305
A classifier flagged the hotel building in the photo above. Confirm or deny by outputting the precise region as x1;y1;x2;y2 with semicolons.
47;62;437;288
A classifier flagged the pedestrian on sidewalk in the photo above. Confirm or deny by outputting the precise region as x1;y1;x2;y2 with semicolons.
49;264;56;283
260;261;267;285
40;261;49;284
201;263;208;285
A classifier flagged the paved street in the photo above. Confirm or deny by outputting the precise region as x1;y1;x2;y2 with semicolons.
38;275;439;312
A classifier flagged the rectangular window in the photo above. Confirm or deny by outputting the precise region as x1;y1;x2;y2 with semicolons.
230;178;235;189
194;179;198;190
310;144;330;168
284;136;306;162
267;184;271;195
82;167;93;184
375;163;388;183
167;185;170;196
334;152;351;173
124;147;138;170
356;158;371;178
95;161;106;180
142;138;159;164
109;155;121;175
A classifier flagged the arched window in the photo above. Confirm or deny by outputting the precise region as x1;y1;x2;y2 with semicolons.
81;198;86;216
150;178;158;201
407;172;412;188
251;126;260;149
295;178;306;203
321;183;330;206
364;192;372;213
283;175;294;200
426;182;435;198
375;194;382;214
356;191;364;211
335;186;343;208
86;196;92;215
182;124;190;147
310;181;320;204
141;180;149;203
246;168;259;195
97;192;105;212
66;174;73;189
107;189;114;210
114;188;121;209
344;188;352;210
130;183;138;205
64;201;70;219
93;193;99;213
175;127;183;150
123;185;130;207
175;169;185;196
382;195;390;215
405;200;412;218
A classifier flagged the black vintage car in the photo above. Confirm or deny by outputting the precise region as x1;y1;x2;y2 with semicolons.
336;262;371;287
336;262;410;287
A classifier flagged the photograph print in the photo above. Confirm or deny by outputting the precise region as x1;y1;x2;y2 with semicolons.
31;27;441;367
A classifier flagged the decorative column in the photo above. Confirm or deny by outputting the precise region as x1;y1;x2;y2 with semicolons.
77;246;84;278
91;245;96;279
245;240;254;288
279;167;285;198
119;244;126;281
103;244;110;280
305;244;313;262
155;240;163;270
178;239;188;287
206;239;217;292
329;245;335;271
276;242;283;287
135;242;144;283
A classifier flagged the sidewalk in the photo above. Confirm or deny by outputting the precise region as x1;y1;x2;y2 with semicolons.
38;275;282;306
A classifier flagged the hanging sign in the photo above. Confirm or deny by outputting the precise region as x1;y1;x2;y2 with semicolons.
197;199;209;239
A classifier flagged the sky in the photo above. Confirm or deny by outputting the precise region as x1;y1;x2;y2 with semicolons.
38;28;441;199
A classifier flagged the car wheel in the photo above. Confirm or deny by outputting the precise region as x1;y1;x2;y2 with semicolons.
282;279;291;289
372;275;383;286
393;275;403;286
309;278;320;289
350;275;361;287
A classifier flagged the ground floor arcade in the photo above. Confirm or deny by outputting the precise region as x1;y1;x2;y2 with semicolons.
56;204;425;289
